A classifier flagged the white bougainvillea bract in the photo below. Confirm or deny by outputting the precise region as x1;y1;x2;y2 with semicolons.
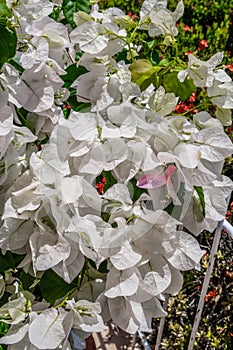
0;0;233;348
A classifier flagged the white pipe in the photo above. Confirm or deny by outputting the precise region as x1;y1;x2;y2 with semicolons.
223;219;233;238
187;220;223;350
137;331;151;350
154;294;169;350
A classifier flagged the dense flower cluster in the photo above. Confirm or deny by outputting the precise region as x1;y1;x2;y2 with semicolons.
0;0;232;349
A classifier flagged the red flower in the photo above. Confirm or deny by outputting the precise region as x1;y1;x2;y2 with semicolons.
225;63;233;72
96;182;104;194
226;124;233;134
127;11;138;21
198;39;208;51
185;51;193;56
187;92;197;103
226;271;233;279
95;177;107;194
205;288;217;302
184;25;191;31
174;102;197;114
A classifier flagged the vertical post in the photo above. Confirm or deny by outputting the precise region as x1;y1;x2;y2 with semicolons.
187;220;224;350
154;294;170;350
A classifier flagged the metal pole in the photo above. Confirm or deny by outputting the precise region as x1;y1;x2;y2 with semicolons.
154;294;170;350
223;219;233;238
137;331;152;350
187;220;223;350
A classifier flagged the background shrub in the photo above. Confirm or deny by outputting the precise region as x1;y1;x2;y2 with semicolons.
99;0;233;60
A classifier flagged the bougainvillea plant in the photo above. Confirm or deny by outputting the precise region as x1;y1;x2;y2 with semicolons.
0;0;232;349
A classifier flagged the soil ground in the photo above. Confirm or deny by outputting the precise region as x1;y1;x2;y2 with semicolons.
92;323;136;350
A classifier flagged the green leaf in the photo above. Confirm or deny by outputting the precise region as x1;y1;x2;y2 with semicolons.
49;5;62;21
129;59;153;82
129;59;158;91
0;292;11;308
0;1;16;69
61;63;87;88
62;0;90;28
0;251;15;272
149;49;160;65
158;59;170;66
146;40;155;49
19;271;36;291
7;58;24;73
115;48;130;64
74;102;91;112
0;25;17;69
67;92;91;112
163;72;196;101
102;171;117;192
39;269;78;305
89;259;108;274
165;202;175;215
128;178;147;202
61;62;90;113
16;108;35;133
194;186;205;217
0;0;11;18
0;320;9;336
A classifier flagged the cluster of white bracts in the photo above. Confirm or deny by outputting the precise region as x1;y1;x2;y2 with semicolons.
0;0;233;349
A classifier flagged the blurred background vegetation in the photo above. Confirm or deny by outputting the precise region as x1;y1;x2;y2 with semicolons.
99;0;233;61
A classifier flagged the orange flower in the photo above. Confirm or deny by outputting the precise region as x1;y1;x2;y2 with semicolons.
198;39;208;51
205;288;217;302
95;177;107;194
225;64;233;72
185;51;193;56
184;25;191;31
127;11;138;21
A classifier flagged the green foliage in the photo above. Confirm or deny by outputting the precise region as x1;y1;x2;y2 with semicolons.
39;269;78;305
62;0;90;28
129;59;159;90
0;321;9;350
0;1;17;69
163;72;196;101
169;0;233;59
194;186;205;217
99;0;142;15
101;171;117;191
99;0;233;60
61;62;91;113
175;17;231;61
0;0;11;17
61;63;87;89
0;251;15;272
19;271;36;291
0;292;11;308
50;5;62;21
169;0;233;27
